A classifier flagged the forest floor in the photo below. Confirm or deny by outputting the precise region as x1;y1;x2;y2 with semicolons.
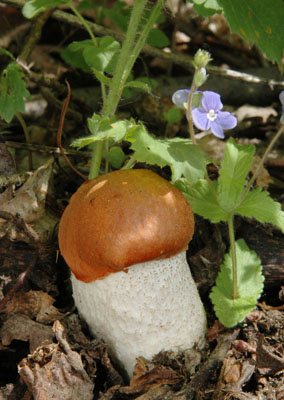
0;1;283;399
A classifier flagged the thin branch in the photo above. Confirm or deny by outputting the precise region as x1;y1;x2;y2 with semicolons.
4;0;284;88
5;140;92;157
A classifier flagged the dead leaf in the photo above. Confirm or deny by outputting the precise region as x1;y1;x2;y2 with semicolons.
18;320;94;400
3;290;65;324
1;313;54;352
251;156;273;188
235;105;277;124
130;357;183;391
0;158;57;242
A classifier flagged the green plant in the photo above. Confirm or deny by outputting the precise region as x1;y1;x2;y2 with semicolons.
1;0;284;328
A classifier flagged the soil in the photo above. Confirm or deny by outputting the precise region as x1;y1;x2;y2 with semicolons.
0;2;283;399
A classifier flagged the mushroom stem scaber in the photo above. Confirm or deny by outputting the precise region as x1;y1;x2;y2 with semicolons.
58;169;207;377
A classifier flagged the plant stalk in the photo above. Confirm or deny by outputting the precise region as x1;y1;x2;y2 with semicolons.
88;0;166;178
228;214;238;300
187;83;197;145
69;3;98;45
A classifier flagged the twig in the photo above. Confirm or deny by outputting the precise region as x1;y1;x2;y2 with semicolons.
53;9;284;88
5;140;92;158
4;0;284;89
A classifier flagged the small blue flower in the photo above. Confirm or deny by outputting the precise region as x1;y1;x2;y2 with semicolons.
172;89;190;109
172;89;202;115
279;91;284;124
192;91;237;139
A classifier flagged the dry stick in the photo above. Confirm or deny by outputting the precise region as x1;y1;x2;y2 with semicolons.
4;0;284;88
46;10;284;88
0;211;40;312
5;140;92;158
57;81;88;181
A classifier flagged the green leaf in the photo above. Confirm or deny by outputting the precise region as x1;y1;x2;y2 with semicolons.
192;0;222;17
127;125;207;183
210;239;264;328
235;188;284;233
124;80;152;94
61;38;120;74
146;28;170;48
104;1;130;32
105;146;126;169
77;0;97;10
218;0;284;66
71;115;131;149
218;138;255;211
83;36;120;74
163;108;182;124
22;0;70;18
61;41;92;73
178;179;229;222
0;62;30;123
123;77;158;98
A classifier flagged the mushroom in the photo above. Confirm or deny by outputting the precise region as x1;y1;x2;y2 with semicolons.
58;169;207;377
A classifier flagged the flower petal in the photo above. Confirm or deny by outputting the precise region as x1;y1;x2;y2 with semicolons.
201;91;223;112
192;108;211;131
217;111;237;130
210;121;225;138
279;91;284;106
172;89;190;108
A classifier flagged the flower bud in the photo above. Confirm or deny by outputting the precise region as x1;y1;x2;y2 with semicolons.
194;67;207;87
192;49;212;69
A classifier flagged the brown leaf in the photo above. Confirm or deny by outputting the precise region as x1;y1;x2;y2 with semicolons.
251;156;273;188
0;313;54;352
18;320;94;400
130;357;183;391
3;290;65;324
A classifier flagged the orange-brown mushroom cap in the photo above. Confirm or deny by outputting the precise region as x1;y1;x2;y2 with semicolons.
58;169;194;283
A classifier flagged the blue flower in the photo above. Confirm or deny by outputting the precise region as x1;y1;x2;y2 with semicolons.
172;89;190;109
172;89;202;117
192;91;237;139
280;91;284;124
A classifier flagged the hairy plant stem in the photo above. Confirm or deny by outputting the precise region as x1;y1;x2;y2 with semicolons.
89;0;166;179
187;84;197;145
228;215;238;299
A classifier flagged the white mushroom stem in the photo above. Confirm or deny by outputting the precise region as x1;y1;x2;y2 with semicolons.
71;251;207;378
